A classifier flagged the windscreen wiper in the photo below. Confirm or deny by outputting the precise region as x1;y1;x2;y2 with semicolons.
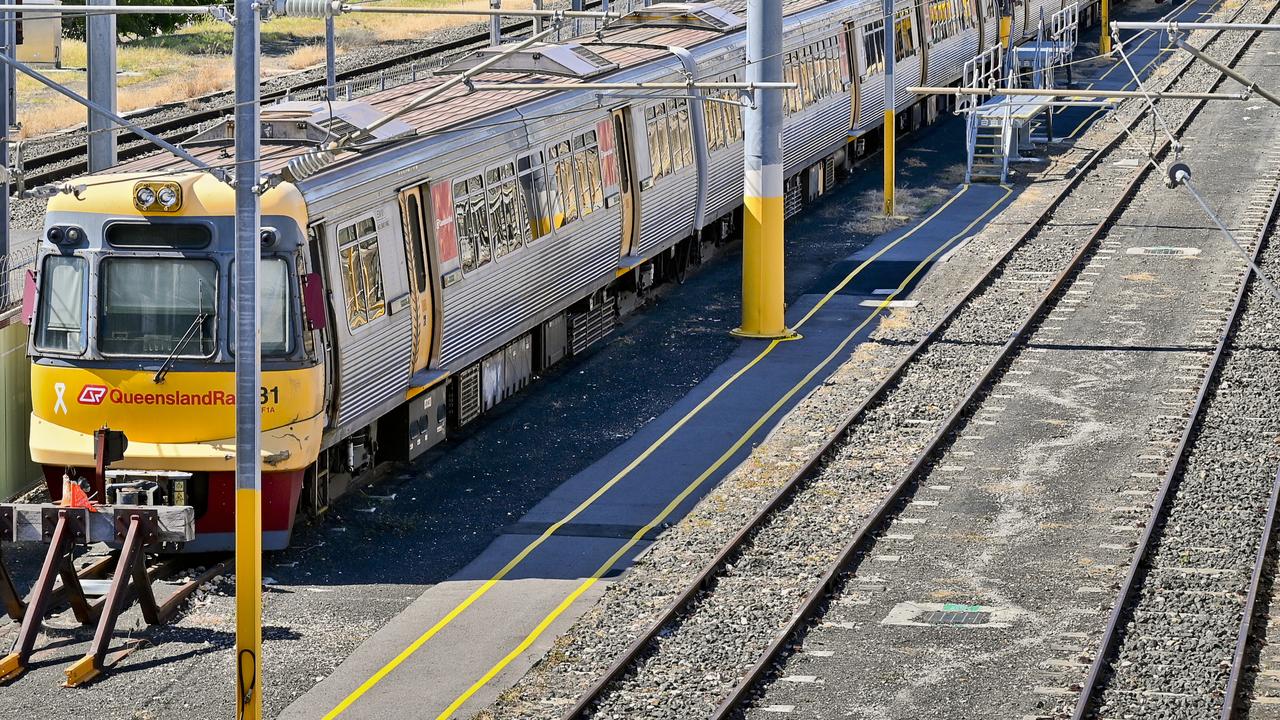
153;312;209;384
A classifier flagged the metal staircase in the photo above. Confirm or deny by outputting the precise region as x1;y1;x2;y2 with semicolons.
961;2;1081;184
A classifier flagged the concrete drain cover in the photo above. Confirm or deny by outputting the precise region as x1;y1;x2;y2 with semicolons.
882;602;1021;628
1125;246;1201;257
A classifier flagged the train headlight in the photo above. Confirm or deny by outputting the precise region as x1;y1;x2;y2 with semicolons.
134;181;183;213
157;186;179;210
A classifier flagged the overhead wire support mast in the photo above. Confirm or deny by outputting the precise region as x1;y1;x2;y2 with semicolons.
883;0;895;217
232;0;262;716
732;0;794;339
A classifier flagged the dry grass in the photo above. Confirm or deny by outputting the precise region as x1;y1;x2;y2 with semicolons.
15;0;534;138
286;43;344;70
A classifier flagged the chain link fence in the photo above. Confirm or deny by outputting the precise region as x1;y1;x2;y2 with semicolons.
0;242;38;314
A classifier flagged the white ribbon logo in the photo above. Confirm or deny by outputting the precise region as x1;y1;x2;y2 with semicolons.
54;382;68;415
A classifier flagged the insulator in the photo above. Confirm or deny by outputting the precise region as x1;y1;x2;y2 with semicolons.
277;0;341;18
282;149;339;183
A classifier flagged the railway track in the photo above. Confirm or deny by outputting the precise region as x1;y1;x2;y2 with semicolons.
551;1;1278;717
8;13;551;192
1071;72;1280;720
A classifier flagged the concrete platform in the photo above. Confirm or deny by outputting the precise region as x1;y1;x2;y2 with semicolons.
280;183;1016;720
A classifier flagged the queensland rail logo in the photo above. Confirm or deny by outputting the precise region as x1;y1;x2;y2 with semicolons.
77;384;108;406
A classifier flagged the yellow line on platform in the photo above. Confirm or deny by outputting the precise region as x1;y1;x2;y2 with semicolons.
431;183;1013;719
322;185;971;717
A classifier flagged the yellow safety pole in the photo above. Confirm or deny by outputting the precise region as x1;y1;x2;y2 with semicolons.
883;108;895;216
1100;0;1111;55
232;0;263;716
734;0;795;339
883;0;895;217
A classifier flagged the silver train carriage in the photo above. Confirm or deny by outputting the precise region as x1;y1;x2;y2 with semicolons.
29;0;1080;548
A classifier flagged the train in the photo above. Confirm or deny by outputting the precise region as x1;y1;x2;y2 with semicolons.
21;0;1082;550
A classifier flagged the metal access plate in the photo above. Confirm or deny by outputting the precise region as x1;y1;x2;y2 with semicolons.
881;601;1019;628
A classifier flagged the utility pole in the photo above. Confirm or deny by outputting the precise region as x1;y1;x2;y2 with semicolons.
87;0;117;171
325;12;335;100
1100;0;1111;55
733;0;792;339
232;0;262;715
489;0;500;45
883;0;895;217
532;0;542;33
1;1;13;266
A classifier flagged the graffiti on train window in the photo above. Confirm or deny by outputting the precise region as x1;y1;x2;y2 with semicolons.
705;75;744;152
518;151;554;240
454;174;494;272
646;99;694;182
337;217;387;330
784;38;843;115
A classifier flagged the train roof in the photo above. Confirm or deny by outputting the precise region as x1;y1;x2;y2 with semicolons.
109;0;835;184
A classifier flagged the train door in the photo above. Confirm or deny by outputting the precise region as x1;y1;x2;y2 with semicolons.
397;185;437;372
308;223;338;421
974;0;987;51
843;21;861;129
611;107;640;258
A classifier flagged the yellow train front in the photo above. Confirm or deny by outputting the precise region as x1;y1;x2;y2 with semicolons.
25;172;326;551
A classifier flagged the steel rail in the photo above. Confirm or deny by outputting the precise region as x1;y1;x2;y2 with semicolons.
8;5;569;191
564;12;1246;720
1065;7;1280;718
564;3;1268;716
1071;164;1280;720
1222;465;1280;718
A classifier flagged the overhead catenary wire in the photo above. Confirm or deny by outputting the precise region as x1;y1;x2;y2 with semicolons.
1174;167;1280;305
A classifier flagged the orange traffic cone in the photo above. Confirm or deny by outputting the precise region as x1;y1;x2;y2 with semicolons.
60;475;98;513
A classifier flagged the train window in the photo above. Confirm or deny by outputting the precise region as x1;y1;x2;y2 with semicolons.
674;102;693;169
99;257;218;357
862;19;886;77
645;100;693;181
34;254;87;354
336;218;387;330
454;175;494;271
784;40;844;115
655;103;675;176
549;141;580;228
106;223;212;249
895;10;917;60
404;194;428;291
518;151;553;240
706;99;723;151
487;163;525;258
229;258;295;356
571;130;604;218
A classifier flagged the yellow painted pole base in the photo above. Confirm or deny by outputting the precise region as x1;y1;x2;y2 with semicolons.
0;653;25;683
63;655;101;687
730;327;802;341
